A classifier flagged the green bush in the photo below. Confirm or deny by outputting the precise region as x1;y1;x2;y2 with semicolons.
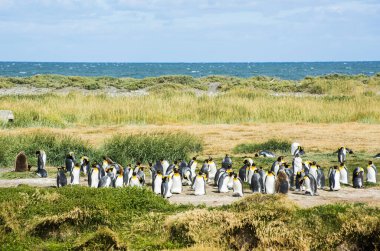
102;132;203;164
233;139;291;154
0;133;99;168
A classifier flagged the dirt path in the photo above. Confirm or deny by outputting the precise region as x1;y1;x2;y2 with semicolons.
1;177;379;208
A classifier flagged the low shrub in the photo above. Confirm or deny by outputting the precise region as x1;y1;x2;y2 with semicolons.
233;139;291;154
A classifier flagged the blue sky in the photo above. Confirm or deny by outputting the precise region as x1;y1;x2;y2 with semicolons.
0;0;379;62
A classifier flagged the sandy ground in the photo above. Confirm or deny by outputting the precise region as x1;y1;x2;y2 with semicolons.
2;123;380;154
0;176;379;208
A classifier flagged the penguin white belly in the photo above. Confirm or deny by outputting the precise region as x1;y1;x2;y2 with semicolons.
273;165;280;175
265;176;275;194
291;142;300;155
294;159;302;174
171;174;182;194
333;172;341;190
339;168;348;184
104;177;112;187
219;176;230;193
154;176;162;194
190;162;197;179
367;168;376;183
71;168;80;185
208;163;217;180
130;177;141;187
166;178;173;197
309;168;318;181
227;176;234;189
233;179;243;197
194;177;205;195
304;177;312;194
162;161;169;175
247;169;254;184
91;170;99;188
115;176;124;187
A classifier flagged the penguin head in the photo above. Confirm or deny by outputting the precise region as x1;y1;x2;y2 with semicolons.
192;156;197;161
254;153;259;157
157;170;162;175
174;160;178;165
132;172;137;176
35;150;41;155
368;161;373;165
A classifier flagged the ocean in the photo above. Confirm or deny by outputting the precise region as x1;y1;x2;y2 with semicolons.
0;61;379;80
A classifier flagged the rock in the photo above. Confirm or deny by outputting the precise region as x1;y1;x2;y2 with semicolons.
15;152;28;172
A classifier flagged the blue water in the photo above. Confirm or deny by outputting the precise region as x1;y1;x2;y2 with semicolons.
0;61;379;80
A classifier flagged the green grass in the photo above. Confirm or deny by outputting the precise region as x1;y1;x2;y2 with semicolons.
233;139;291;154
0;132;202;168
0;187;379;250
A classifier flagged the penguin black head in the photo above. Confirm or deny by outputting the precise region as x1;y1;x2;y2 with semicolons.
295;153;300;157
229;171;235;177
228;164;232;169
334;165;338;169
148;162;153;167
136;161;141;166
254;153;259;157
340;162;344;167
277;156;282;161
174;167;179;173
312;161;317;165
174;160;178;165
160;158;164;162
208;157;213;161
198;171;203;176
132;172;137;176
204;160;208;163
157;170;162;175
36;150;40;155
368;161;373;165
192;157;197;161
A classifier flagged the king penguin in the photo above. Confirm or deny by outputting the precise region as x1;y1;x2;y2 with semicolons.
301;174;318;196
275;170;289;194
36;150;48;178
239;160;249;183
70;163;81;185
316;165;325;189
65;152;75;173
80;156;90;175
309;161;318;181
218;171;230;193
337;147;353;164
329;166;341;191
207;157;217;181
56;167;67;187
188;157;198;180
250;170;263;193
222;154;232;169
193;172;206;196
161;176;173;198
232;173;244;197
89;163;100;188
366;161;377;183
353;167;364;188
99;169;113;188
265;171;276;194
171;167;182;194
129;172;142;187
114;170;124;188
271;156;284;175
153;170;163;194
339;163;349;184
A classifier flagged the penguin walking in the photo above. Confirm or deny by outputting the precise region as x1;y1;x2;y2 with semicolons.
193;172;206;196
36;150;48;178
161;176;173;198
339;163;349;184
89;164;100;188
65;152;75;173
353;167;364;188
232;173;244;197
171;168;182;194
250;170;263;193
366;161;377;183
207;158;217;181
70;163;81;185
329;166;341;191
275;171;289;194
337;147;353;164
153;171;163;194
265;171;276;194
56;167;67;187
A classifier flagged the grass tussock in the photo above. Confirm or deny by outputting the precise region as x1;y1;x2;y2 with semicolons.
233;139;291;154
103;132;203;163
0;188;379;250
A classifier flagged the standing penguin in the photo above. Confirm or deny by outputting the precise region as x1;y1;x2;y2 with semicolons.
89;164;101;188
188;157;198;180
200;160;209;182
232;173;244;197
70;163;81;185
309;162;318;181
153;171;163;194
136;166;145;186
238;162;248;183
271;156;284;175
123;165;132;186
181;165;192;186
99;170;113;188
65;152;75;173
366;161;377;183
339;163;349;184
171;168;182;194
56;167;67;187
316;165;325;189
329;166;341;191
193;172;206;196
291;142;300;156
222;154;232;169
208;157;217;181
129;172;142;187
36;150;48;178
161;176;173;198
301;174;318;196
353;167;365;188
214;167;226;186
258;168;267;192
250;170;263;193
114;171;124;188
80;156;90;175
161;159;170;175
265;171;276;194
275;171;289;194
337;147;353;164
218;172;230;193
295;171;305;191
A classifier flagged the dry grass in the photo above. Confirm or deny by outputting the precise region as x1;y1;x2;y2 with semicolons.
2;123;379;155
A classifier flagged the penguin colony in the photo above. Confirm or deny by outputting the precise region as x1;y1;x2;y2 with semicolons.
52;142;378;199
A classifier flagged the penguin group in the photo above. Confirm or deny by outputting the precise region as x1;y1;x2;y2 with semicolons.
52;142;377;199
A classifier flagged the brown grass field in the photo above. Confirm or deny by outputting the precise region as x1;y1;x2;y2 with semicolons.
1;122;379;155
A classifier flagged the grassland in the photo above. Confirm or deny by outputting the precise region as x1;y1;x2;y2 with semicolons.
0;187;379;250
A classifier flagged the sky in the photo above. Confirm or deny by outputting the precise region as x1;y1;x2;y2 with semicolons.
0;0;379;62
